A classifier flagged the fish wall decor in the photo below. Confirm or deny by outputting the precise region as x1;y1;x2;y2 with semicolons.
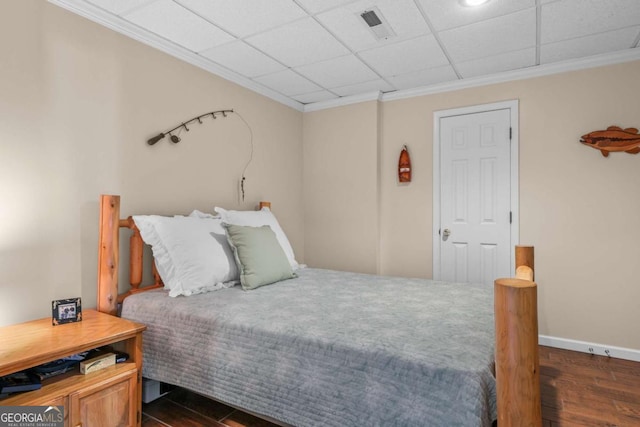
580;126;640;157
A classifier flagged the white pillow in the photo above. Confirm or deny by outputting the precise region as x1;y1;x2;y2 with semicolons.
132;215;238;297
188;210;218;219
214;207;299;270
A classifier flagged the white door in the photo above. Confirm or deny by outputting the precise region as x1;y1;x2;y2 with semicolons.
437;107;514;285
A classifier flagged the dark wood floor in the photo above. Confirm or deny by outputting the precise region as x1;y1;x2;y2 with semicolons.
142;387;280;427
142;345;640;427
539;346;640;426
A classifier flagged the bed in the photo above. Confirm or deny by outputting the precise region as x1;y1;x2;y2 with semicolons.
96;195;541;427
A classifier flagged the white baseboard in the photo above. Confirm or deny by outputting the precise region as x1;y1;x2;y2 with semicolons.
539;335;640;362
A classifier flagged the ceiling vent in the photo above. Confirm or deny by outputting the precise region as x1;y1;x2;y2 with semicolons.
359;7;395;41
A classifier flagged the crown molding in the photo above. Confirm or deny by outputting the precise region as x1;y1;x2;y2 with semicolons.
303;91;382;112
46;1;640;113
47;0;304;112
381;48;640;102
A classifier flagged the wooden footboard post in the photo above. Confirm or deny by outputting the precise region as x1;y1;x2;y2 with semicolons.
98;195;120;315
495;246;541;426
515;245;535;281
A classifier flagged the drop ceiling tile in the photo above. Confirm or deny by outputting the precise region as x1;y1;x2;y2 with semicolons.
53;0;640;105
123;0;233;52
295;55;379;88
295;0;358;14
456;48;535;78
87;0;156;15
253;69;322;96
331;79;394;96
541;0;640;44
439;9;536;63
359;35;449;77
317;0;430;52
386;65;458;90
246;17;350;68
291;90;339;104
200;41;285;77
176;0;306;38
416;0;534;31
541;26;640;64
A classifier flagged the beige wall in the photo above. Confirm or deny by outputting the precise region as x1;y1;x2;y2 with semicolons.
0;1;303;326
304;60;640;350
303;101;380;274
3;1;639;352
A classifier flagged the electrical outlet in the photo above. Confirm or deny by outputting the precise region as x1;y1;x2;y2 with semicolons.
585;345;613;358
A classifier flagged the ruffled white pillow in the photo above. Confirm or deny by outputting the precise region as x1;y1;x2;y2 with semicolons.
133;215;238;297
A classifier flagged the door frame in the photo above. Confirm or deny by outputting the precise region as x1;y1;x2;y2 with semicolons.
432;99;519;280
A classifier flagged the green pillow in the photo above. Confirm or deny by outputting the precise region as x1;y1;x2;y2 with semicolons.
223;223;296;290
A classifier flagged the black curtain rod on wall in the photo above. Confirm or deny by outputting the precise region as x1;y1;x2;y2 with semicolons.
147;109;234;145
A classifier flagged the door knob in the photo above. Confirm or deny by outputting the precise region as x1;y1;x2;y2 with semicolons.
443;228;451;237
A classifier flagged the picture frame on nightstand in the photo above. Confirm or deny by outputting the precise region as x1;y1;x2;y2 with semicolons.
52;297;82;325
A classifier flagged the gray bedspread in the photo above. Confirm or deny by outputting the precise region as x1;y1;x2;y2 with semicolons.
121;268;496;427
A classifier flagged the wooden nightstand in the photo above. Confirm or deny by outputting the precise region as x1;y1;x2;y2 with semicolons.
0;310;146;427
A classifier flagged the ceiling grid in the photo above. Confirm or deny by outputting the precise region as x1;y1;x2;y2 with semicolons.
48;0;640;110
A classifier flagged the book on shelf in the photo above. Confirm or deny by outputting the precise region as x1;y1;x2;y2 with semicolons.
0;371;42;394
31;363;77;381
0;347;131;394
29;348;104;381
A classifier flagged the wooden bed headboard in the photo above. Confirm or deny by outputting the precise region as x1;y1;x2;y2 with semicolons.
97;194;272;315
96;194;541;425
97;195;161;315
